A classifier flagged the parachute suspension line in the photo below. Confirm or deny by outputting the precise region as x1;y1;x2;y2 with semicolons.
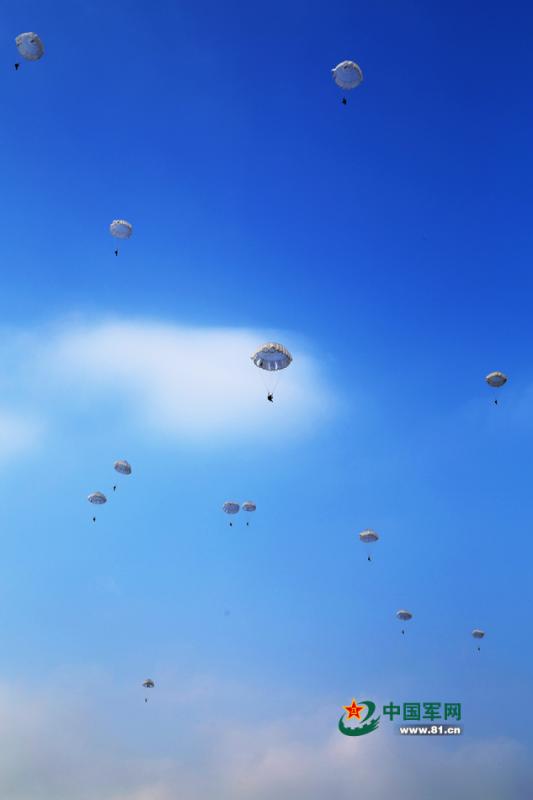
263;370;282;401
272;371;281;396
260;370;272;399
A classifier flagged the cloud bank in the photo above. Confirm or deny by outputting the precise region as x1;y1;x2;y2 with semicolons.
0;316;338;463
43;319;335;439
0;677;530;800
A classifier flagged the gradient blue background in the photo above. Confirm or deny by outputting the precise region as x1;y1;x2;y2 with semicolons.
0;0;532;792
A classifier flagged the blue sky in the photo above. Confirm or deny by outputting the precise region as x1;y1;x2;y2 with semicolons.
0;0;532;797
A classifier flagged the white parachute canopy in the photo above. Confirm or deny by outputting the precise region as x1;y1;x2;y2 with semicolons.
472;629;485;639
332;60;363;90
485;371;507;388
396;609;413;621
110;220;133;239
15;32;45;61
114;460;132;475
359;529;379;543
223;501;240;515
251;343;292;372
242;501;256;513
88;491;107;505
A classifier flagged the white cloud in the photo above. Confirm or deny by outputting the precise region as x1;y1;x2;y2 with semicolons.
0;314;338;462
34;317;338;442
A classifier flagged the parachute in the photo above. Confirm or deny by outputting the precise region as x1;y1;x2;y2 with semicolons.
472;629;485;651
251;343;292;401
396;609;412;634
110;220;132;256
88;492;107;505
223;501;239;526
110;220;133;239
113;459;132;491
332;61;363;104
15;32;45;62
242;500;256;525
359;529;379;543
114;460;132;475
485;372;507;405
143;678;155;702
88;491;107;523
485;372;507;388
359;529;379;561
396;610;412;621
251;343;292;371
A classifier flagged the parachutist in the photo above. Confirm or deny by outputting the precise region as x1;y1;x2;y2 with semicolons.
485;372;507;404
114;249;119;256
223;501;240;524
472;629;485;647
401;629;405;635
88;491;107;519
142;679;155;700
359;529;379;561
253;344;292;399
15;63;20;70
477;647;480;651
113;485;116;491
342;97;347;105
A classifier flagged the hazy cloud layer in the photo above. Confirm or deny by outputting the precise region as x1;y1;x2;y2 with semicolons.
0;409;42;463
0;678;530;800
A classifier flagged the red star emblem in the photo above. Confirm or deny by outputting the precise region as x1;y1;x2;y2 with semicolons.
344;699;365;720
